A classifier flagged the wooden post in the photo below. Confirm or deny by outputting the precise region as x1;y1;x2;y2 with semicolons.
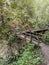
24;33;26;42
30;33;32;43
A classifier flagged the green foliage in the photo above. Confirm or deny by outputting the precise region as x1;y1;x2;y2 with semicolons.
16;43;44;65
0;57;7;65
0;0;3;3
28;18;36;29
2;28;8;34
44;31;49;45
10;0;35;28
0;43;44;65
8;33;16;44
10;62;17;65
11;3;17;9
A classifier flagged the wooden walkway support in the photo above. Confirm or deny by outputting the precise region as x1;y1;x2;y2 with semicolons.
21;28;48;43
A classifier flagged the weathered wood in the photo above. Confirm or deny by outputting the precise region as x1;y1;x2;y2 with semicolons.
20;28;48;43
26;28;48;34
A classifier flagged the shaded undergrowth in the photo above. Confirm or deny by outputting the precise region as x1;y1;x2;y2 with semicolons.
10;43;44;65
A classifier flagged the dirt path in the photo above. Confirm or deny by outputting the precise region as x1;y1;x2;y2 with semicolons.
32;40;49;65
40;43;49;65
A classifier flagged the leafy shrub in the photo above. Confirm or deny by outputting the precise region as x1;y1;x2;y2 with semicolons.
8;33;16;44
44;31;49;45
2;28;8;34
0;57;7;65
16;43;44;65
0;43;44;65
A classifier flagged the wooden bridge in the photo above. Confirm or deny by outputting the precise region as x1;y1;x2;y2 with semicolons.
16;28;48;43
